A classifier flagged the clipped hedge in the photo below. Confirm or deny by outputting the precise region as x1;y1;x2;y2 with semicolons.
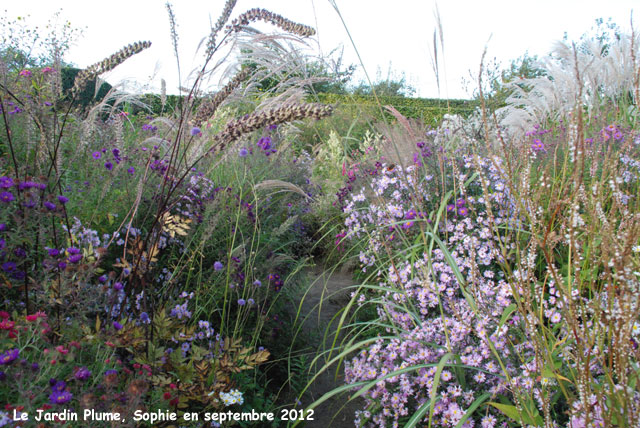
310;93;478;125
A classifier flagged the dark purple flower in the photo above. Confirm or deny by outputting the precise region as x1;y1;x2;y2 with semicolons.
48;248;60;257
268;124;278;130
0;371;5;380
49;390;72;404
74;366;91;381
0;223;6;232
68;254;82;263
14;247;26;258
51;380;67;392
1;262;16;272
57;195;69;204
98;274;107;283
127;167;135;175
92;151;102;159
18;181;36;190
140;312;150;323
0;349;19;365
190;127;201;136
104;162;113;171
67;247;80;255
31;362;39;371
0;191;14;203
58;261;67;270
113;321;123;330
44;201;56;211
0;177;13;188
456;198;466;207
113;282;123;291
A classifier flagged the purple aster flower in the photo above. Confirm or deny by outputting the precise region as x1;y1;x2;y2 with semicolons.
51;380;67;392
0;191;14;203
1;262;16;272
268;124;278;130
68;254;82;263
140;312;150;323
58;261;67;270
104;162;113;171
446;204;455;213
0;177;13;188
47;248;60;257
19;69;32;77
190;127;201;136
98;274;107;283
31;362;39;371
49;390;72;404
113;321;123;330
214;261;224;271
127;167;135;175
18;181;36;190
0;348;19;365
57;195;69;204
74;367;91;381
44;201;56;211
67;247;81;255
113;282;123;291
531;138;544;151
457;207;469;217
92;151;102;159
456;198;466;207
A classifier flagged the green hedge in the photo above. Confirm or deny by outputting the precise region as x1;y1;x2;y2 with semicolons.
310;93;478;125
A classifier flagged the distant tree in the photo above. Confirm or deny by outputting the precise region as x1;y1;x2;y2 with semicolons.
351;67;416;98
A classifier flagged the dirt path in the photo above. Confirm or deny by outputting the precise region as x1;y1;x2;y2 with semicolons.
293;265;362;428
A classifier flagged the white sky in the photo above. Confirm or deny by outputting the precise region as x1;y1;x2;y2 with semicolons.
3;0;638;99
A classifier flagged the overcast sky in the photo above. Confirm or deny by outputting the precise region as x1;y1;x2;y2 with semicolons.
2;0;638;99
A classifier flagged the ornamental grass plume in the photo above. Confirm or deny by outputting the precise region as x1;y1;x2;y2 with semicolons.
72;41;152;95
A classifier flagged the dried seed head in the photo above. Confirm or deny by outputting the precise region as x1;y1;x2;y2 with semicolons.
228;8;316;37
194;67;251;126
210;103;332;153
73;41;152;95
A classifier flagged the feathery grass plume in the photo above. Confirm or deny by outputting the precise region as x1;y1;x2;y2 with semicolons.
228;8;316;38
210;103;332;151
255;180;313;201
193;67;250;126
498;30;640;135
72;41;152;95
160;78;167;111
206;0;237;59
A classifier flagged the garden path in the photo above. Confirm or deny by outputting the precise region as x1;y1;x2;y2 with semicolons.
294;265;362;428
